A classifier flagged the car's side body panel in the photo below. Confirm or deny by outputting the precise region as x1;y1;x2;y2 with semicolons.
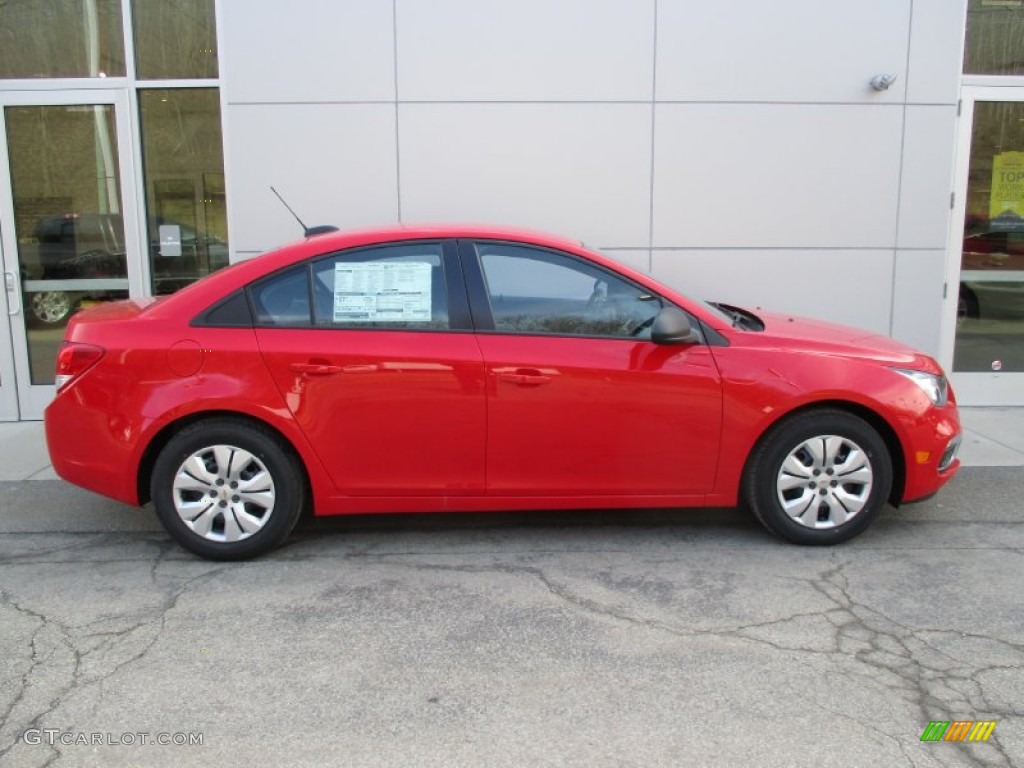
702;345;961;507
256;327;488;496
45;319;338;509
313;491;709;515
475;334;723;495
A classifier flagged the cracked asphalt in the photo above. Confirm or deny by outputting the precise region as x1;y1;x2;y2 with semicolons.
0;468;1021;767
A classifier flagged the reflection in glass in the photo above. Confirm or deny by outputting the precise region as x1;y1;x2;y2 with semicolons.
964;0;1024;76
954;101;1024;373
478;244;663;338
138;89;229;294
132;0;218;79
5;105;130;384
0;0;126;79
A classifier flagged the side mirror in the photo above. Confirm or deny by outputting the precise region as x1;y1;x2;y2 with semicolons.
651;307;700;345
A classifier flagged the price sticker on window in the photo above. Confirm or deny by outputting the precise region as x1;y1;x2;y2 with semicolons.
333;262;432;322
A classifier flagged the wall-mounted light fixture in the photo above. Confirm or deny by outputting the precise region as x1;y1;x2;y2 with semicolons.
870;73;898;91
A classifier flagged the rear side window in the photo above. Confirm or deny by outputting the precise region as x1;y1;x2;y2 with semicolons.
311;243;449;329
193;290;253;327
249;266;311;327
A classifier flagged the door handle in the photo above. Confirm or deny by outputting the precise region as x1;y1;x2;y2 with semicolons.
341;364;379;374
497;369;552;387
4;272;20;317
290;362;343;376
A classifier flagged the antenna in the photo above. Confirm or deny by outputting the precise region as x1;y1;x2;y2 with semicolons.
270;187;339;237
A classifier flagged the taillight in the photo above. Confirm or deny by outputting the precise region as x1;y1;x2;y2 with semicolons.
55;342;105;391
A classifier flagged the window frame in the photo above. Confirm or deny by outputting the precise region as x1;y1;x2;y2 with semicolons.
241;239;473;332
457;238;699;342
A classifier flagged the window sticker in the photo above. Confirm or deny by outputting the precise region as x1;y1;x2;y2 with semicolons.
333;261;433;322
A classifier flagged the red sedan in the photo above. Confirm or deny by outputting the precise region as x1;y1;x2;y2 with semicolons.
45;225;962;559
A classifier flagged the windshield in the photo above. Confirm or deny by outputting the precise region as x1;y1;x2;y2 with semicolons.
591;247;736;326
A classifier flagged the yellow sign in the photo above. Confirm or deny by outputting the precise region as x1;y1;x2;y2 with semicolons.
990;151;1024;229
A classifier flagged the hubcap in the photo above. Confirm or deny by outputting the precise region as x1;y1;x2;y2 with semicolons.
32;291;72;324
172;445;275;543
776;435;874;529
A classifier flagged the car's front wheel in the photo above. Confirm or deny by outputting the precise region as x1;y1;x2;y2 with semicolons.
150;419;305;560
743;409;892;545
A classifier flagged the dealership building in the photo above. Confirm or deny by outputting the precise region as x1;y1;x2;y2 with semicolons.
0;0;1021;419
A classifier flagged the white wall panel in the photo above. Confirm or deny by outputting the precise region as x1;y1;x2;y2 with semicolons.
399;104;651;247
890;249;946;356
220;0;395;103
226;105;398;254
906;0;968;104
396;0;654;101
652;104;903;248
652;249;894;334
600;249;652;274
897;106;958;250
656;0;910;103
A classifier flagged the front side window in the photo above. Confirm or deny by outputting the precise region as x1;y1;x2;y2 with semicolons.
311;243;449;330
476;243;662;338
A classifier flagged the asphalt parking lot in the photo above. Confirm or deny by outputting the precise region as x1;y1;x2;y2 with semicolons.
1;463;1022;767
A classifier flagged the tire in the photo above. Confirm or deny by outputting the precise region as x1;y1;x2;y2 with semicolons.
150;419;305;560
31;290;75;325
743;409;892;545
957;284;979;325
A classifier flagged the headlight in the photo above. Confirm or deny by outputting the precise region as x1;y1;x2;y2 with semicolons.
891;368;948;406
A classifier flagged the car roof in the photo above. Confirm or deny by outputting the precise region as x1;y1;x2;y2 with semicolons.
294;222;585;252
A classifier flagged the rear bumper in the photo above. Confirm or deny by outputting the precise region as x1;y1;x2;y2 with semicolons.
45;393;141;506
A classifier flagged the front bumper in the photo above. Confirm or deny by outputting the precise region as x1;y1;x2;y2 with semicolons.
901;404;961;503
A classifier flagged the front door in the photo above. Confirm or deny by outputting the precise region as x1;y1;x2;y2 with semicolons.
947;88;1024;404
463;240;723;497
0;90;144;420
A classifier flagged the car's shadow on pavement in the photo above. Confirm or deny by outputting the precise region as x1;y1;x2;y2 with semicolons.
280;506;768;556
295;506;755;535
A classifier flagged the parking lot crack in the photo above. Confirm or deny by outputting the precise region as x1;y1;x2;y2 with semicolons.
394;555;1018;765
0;591;80;765
802;561;1016;767
0;564;227;762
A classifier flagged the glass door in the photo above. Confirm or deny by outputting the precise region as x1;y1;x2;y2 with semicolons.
0;233;18;420
947;88;1024;404
0;90;143;420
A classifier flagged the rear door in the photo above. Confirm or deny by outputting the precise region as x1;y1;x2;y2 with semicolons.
460;240;723;496
253;240;486;496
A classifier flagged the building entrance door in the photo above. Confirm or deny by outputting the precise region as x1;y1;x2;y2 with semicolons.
0;90;144;420
947;87;1024;405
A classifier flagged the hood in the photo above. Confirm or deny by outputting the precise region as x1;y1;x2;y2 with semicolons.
742;309;941;372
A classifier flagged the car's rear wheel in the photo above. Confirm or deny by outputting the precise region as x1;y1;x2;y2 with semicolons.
743;409;892;545
150;419;304;560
